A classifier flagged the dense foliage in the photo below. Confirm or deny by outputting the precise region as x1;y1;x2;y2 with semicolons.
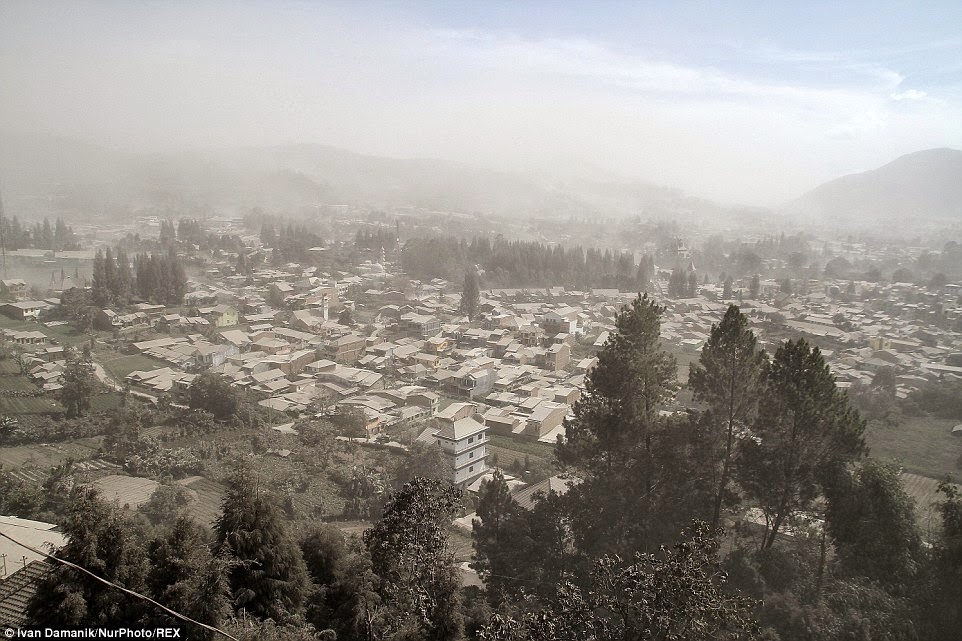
261;219;326;264
0;215;80;251
58;346;98;418
402;235;653;290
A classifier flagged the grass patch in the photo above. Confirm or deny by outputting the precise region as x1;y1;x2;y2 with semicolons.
0;317;36;332
487;445;533;470
667;344;700;384
89;393;123;413
1;395;63;414
0;439;101;468
0;374;37;392
0;360;22;375
900;472;956;536
866;415;962;481
42;323;91;346
178;476;226;526
488;434;554;459
94;475;160;508
100;353;168;381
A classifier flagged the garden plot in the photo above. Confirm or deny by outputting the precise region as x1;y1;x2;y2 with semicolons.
177;475;225;526
901;472;958;537
93;474;159;508
0;440;100;468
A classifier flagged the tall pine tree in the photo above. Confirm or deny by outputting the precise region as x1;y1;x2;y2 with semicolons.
689;305;767;531
460;268;481;321
558;294;680;555
740;338;865;549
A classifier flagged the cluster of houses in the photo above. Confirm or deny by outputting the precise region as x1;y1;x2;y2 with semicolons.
2;229;962;488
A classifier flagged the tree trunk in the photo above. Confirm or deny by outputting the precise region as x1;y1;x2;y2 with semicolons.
711;452;732;532
712;346;739;533
815;524;827;597
764;492;791;550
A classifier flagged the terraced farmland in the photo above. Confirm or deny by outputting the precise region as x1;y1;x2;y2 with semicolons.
94;474;160;508
0;439;101;468
177;475;226;526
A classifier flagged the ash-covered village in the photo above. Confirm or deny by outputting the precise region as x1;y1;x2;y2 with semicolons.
1;2;962;640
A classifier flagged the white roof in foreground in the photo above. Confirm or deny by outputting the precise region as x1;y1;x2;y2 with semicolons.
0;516;66;576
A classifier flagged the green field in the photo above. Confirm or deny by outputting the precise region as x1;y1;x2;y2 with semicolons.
900;472;956;538
0;438;101;468
866;416;962;481
487;434;555;472
0;373;37;392
100;353;168;381
178;476;226;526
0;395;63;414
42;323;92;346
488;433;554;458
0;360;21;375
89;393;124;413
668;344;700;384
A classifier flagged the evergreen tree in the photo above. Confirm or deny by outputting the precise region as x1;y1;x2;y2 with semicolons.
132;251;187;304
919;481;962;640
215;467;309;620
40;217;54;250
59;346;96;418
740;339;865;550
634;258;650;291
146;516;231;639
114;248;133;304
723;276;734;300
558;294;680;555
103;247;117;304
159;219;177;246
460;268;481;321
479;522;757;641
363;477;464;641
27;487;149;626
471;470;534;606
91;249;110;308
749;274;761;299
188;373;240;421
824;459;922;587
168;256;188;304
668;268;686;297
299;525;347;588
689;305;767;531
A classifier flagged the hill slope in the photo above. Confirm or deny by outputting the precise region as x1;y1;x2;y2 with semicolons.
0;134;690;221
788;148;962;226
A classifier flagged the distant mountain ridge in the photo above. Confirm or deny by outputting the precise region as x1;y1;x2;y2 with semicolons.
787;148;962;226
0;133;691;221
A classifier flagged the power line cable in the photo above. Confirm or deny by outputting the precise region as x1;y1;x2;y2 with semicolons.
0;529;238;640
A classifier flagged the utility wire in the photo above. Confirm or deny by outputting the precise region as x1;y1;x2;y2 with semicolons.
0;529;238;640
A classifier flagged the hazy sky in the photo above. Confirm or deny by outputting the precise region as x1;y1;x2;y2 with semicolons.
1;1;961;205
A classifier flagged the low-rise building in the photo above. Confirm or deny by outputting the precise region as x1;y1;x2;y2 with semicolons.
323;333;367;363
0;301;50;321
0;279;28;301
